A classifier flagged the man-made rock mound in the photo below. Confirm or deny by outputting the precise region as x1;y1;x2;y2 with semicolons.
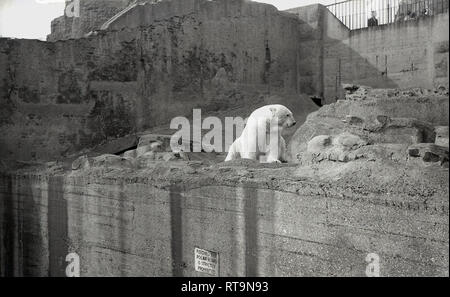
289;86;449;168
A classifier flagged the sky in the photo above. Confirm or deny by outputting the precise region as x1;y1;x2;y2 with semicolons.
0;0;336;40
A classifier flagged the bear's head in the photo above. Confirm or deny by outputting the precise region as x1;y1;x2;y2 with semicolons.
270;105;296;129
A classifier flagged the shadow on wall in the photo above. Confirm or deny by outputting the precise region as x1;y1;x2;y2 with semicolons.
319;8;449;104
0;175;60;277
289;4;399;105
321;34;400;103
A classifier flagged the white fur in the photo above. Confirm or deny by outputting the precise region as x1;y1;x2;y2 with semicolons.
225;104;296;163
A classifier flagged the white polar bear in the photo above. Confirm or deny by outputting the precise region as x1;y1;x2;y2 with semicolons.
225;104;296;163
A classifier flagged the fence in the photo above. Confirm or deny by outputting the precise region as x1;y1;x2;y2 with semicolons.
326;0;449;30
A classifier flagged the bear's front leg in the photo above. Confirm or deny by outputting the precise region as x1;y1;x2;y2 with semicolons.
279;136;288;163
265;143;281;163
225;140;240;161
240;151;258;160
265;134;282;163
239;132;259;160
266;155;282;163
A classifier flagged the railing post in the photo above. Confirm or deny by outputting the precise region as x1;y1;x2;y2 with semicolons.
387;1;390;23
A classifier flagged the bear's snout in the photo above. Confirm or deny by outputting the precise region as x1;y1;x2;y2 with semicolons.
292;121;297;126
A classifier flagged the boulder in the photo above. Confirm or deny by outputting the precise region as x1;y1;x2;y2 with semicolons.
343;115;364;125
92;154;134;168
123;149;137;159
138;134;171;151
136;151;156;168
72;155;92;171
364;117;436;144
297;133;368;164
307;135;332;153
334;132;367;150
408;143;449;165
162;152;178;162
136;145;150;157
435;126;449;148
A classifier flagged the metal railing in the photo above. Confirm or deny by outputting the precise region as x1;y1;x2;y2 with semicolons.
326;0;449;30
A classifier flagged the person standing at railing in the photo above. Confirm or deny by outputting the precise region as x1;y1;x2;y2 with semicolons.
368;10;379;27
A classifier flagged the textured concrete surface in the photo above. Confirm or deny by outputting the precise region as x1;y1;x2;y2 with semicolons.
0;154;448;277
1;0;318;163
47;0;131;41
322;12;449;103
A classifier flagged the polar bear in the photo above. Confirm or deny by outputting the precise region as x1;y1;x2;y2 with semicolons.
225;104;296;163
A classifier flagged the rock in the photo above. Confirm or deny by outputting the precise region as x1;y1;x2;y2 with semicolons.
163;152;178;162
301;133;367;164
136;151;157;168
342;84;359;92
354;144;407;162
72;155;92;170
423;152;441;162
334;132;367;150
46;161;64;173
91;135;138;156
408;143;449;164
307;135;332;153
92;154;134;168
150;141;164;152
408;147;421;157
142;151;156;160
375;115;390;126
123;149;137;159
135;141;164;158
435;126;449;148
138;134;171;151
367;117;436;144
179;151;190;161
344;115;364;125
436;85;448;95
343;85;371;101
136;145;150;157
337;152;349;162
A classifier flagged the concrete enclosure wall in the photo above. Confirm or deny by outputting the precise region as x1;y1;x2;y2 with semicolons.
322;11;449;103
285;5;449;104
0;163;448;277
1;0;310;162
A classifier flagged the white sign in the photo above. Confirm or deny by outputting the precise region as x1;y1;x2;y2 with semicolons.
365;253;380;277
194;247;219;276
